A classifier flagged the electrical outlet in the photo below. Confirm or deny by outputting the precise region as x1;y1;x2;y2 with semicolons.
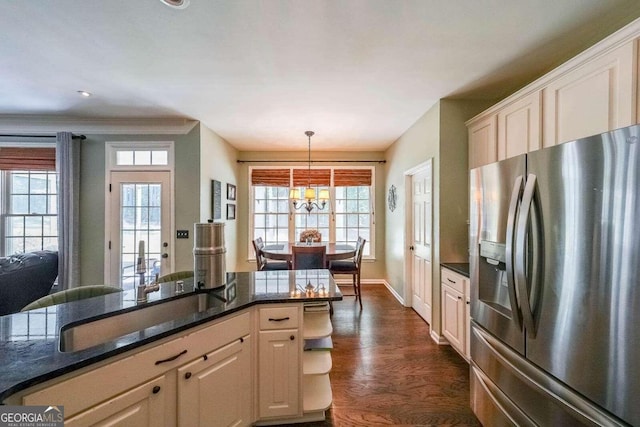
176;230;189;239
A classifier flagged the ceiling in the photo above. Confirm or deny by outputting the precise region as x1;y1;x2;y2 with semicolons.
2;1;640;152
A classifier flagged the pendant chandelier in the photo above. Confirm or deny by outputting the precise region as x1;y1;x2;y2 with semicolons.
290;131;329;213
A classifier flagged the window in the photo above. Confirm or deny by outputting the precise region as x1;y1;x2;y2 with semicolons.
250;167;374;258
335;186;371;256
253;186;290;244
116;149;168;166
1;170;58;256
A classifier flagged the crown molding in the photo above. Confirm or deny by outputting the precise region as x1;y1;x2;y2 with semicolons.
0;115;199;135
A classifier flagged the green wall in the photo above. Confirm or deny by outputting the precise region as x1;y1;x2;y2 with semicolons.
199;124;240;270
383;99;489;335
78;125;201;285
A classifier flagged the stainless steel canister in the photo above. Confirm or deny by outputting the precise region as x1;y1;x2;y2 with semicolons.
193;222;226;289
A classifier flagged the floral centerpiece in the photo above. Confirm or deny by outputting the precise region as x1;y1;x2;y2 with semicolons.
299;229;322;243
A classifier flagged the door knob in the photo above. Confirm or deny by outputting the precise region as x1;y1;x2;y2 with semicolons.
163;242;168;248
162;253;168;258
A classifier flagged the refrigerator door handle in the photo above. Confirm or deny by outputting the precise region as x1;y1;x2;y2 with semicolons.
505;175;524;329
515;173;537;338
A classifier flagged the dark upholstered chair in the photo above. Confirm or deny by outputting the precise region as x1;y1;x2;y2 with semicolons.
252;237;289;271
21;285;122;311
329;237;366;309
0;250;59;316
292;245;327;270
156;270;194;283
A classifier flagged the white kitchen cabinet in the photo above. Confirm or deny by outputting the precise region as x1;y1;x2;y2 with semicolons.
177;335;251;427
441;284;465;353
468;115;497;169
64;375;167;427
441;268;469;360
22;311;252;426
497;91;541;160
542;40;636;148
257;305;301;420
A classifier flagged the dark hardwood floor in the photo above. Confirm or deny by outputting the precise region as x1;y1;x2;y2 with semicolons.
300;285;481;427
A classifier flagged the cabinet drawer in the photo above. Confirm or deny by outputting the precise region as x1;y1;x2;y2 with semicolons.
23;311;251;418
259;306;299;330
441;268;465;293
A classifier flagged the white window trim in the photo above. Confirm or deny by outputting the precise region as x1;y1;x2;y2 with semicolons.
247;165;376;261
105;141;174;171
104;141;176;285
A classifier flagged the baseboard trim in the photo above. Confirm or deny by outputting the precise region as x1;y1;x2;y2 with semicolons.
431;330;449;345
334;278;405;305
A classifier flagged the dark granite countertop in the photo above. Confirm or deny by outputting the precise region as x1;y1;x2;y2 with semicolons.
0;270;341;401
441;263;470;278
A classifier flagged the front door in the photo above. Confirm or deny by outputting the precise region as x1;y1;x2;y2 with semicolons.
410;161;433;324
108;171;172;291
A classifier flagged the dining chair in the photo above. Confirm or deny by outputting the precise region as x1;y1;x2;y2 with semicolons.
329;237;366;309
252;237;289;271
291;245;327;270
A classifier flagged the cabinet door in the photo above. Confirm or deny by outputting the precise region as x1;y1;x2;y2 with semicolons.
441;284;465;354
543;40;636;148
258;329;300;419
65;376;166;427
497;92;541;160
177;336;251;427
468;115;497;169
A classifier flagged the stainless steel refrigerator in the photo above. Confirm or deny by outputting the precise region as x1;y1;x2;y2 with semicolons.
469;124;640;426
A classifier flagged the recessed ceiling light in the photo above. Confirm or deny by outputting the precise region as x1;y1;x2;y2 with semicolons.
77;90;92;97
160;0;190;9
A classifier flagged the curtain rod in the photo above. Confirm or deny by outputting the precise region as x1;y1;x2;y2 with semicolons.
237;159;385;164
0;134;86;140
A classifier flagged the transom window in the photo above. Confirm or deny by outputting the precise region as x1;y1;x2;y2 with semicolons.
250;167;374;258
107;142;173;170
116;150;168;166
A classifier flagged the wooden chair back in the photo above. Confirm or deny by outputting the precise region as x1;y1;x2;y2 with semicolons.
292;245;327;270
252;237;266;270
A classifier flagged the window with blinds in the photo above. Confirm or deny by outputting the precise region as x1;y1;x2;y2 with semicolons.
0;147;58;256
249;167;374;258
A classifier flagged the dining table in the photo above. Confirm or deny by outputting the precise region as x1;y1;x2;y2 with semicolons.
261;242;356;263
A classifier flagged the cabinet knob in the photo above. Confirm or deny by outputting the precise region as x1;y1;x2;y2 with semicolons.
290;335;295;341
457;296;462;300
185;372;192;380
152;386;161;394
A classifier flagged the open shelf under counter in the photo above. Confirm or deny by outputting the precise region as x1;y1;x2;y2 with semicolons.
303;350;332;376
303;374;332;413
303;311;332;340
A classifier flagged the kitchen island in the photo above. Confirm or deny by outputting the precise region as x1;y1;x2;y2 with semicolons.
0;270;341;426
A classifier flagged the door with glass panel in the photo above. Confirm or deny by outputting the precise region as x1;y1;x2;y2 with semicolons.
108;171;171;291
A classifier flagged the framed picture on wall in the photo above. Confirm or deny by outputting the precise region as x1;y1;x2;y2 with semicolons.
211;180;222;220
226;203;236;220
227;183;236;200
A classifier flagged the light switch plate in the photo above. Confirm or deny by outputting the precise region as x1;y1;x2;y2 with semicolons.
177;230;189;239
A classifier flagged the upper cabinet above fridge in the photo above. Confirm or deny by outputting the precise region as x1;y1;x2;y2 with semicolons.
467;21;640;169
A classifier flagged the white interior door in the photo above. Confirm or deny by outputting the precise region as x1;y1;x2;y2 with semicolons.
410;161;433;324
108;171;172;290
